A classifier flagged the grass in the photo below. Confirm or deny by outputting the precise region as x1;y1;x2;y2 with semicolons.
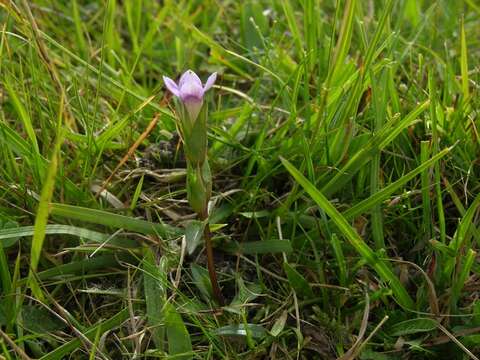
0;0;479;358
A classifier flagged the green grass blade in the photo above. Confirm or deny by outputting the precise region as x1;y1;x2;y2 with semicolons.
281;157;414;308
0;224;138;248
449;193;480;253
0;242;13;329
443;193;480;280
71;0;87;58
50;203;180;238
369;70;387;249
28;126;64;299
450;249;475;312
460;17;469;100
428;71;446;243
363;0;394;70
281;0;303;56
3;77;39;154
343;146;452;220
420;141;432;240
0;224;107;243
331;0;357;80
321;100;430;197
377;100;430;149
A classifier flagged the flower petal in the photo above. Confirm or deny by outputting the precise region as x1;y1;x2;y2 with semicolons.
179;80;204;102
179;70;202;88
163;76;180;96
203;72;217;92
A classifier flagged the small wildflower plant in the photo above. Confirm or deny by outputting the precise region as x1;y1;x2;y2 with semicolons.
163;70;224;305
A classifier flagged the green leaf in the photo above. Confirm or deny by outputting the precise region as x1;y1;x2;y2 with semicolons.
230;276;262;309
143;249;167;350
165;303;193;360
283;262;314;299
239;210;270;219
22;305;66;333
215;324;267;340
390;318;437;336
185;220;205;255
190;264;213;301
270;311;288;337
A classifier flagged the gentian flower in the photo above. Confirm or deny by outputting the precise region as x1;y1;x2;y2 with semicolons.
161;69;224;305
163;70;217;122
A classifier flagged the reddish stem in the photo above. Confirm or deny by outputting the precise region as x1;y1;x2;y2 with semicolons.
201;213;225;306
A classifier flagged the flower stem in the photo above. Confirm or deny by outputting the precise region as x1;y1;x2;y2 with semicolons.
201;212;225;306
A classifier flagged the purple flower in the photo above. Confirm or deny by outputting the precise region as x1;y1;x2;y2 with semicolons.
163;70;217;122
